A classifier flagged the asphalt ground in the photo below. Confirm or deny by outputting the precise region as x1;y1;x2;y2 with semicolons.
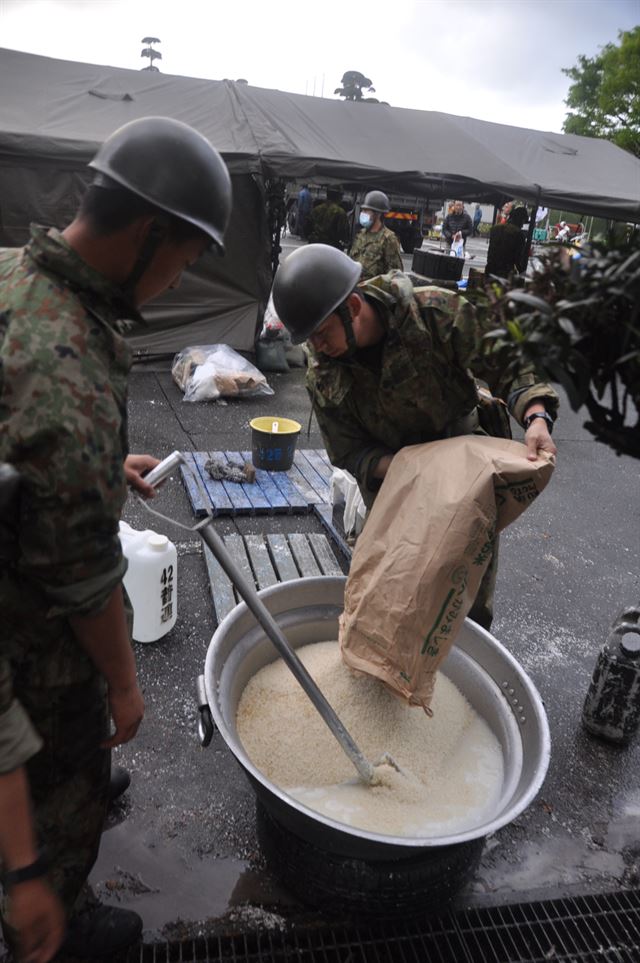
80;348;639;944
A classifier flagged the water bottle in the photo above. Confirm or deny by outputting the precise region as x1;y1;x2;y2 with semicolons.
119;521;178;643
582;609;640;745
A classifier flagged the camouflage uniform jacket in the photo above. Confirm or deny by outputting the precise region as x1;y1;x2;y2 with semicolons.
0;226;139;770
349;225;403;280
486;222;529;276
307;271;559;508
308;202;350;250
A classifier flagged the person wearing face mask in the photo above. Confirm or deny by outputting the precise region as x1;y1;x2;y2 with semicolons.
273;244;559;632
349;191;403;280
0;116;232;960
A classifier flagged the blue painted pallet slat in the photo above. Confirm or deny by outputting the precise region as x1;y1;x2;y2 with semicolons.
288;533;322;577
300;448;333;485
293;450;330;502
223;533;254;585
244;534;279;590
265;533;301;581
308;533;343;576
204;453;253;514
316;449;334;472
224;451;271;514
313;504;353;563
184;450;335;518
202;544;236;621
240;451;290;514
269;466;310;512
179;452;209;517
203;532;343;623
192;452;233;516
286;458;325;506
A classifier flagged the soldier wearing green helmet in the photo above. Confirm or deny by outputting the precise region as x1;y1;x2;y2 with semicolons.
274;244;559;629
0;116;232;958
349;190;403;280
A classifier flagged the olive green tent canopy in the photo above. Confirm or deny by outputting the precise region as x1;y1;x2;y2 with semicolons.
1;47;638;352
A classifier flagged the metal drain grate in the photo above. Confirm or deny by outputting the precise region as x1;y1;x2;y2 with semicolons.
128;889;640;963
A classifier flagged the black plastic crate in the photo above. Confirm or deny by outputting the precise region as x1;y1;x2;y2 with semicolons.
411;249;464;281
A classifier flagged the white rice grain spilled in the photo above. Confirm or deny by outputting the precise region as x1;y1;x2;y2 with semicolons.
236;641;504;837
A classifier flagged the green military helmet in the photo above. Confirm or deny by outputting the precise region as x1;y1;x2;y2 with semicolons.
362;190;390;213
89;116;232;252
272;245;362;345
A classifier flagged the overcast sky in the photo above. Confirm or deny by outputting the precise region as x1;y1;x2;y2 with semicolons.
1;0;638;132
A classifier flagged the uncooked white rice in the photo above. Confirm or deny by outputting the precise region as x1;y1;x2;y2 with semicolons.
237;641;504;837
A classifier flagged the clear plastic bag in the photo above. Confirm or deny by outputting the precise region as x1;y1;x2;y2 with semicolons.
330;468;366;537
450;237;465;258
261;293;286;340
172;344;274;403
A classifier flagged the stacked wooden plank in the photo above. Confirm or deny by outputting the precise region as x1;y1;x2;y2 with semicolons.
180;449;333;517
203;531;344;622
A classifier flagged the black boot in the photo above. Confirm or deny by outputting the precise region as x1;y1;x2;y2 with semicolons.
61;904;142;957
108;766;131;805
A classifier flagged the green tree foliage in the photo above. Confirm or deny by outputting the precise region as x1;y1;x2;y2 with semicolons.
476;235;640;458
562;27;640;157
141;36;162;73
334;71;380;103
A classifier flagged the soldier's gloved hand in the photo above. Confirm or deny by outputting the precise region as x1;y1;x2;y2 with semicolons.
524;420;557;462
103;682;145;748
124;454;160;499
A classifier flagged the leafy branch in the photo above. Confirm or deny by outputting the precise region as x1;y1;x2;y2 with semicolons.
473;236;640;458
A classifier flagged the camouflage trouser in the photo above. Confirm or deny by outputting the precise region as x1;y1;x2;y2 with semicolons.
468;536;499;631
1;671;110;943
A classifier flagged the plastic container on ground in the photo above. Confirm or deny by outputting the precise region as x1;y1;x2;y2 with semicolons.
582;618;640;745
119;521;178;643
250;417;301;471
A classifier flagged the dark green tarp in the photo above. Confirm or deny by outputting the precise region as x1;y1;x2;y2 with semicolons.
1;47;638;352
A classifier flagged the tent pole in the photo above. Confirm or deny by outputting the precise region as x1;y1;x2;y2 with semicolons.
266;178;287;278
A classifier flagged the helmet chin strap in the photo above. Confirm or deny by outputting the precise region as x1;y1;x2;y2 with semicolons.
336;300;358;357
120;218;168;306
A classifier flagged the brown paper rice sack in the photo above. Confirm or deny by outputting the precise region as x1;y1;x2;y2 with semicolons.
339;436;555;712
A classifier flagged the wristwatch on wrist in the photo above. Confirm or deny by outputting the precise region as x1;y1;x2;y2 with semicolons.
523;411;554;434
2;849;49;887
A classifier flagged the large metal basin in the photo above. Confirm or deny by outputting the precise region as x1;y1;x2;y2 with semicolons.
203;576;550;861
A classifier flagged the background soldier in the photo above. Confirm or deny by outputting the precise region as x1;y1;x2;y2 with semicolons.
349;190;403;280
308;187;350;250
485;206;530;276
273;244;558;630
0;116;232;959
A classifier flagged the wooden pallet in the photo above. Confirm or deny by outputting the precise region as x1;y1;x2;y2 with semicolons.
180;449;333;517
203;531;344;622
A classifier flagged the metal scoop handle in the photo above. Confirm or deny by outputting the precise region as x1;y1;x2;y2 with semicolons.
140;450;377;784
195;517;376;785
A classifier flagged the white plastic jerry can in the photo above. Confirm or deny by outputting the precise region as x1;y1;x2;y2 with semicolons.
119;521;178;643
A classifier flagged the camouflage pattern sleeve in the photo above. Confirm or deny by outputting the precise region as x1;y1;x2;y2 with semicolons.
0;233;132;617
384;229;403;272
306;363;392;508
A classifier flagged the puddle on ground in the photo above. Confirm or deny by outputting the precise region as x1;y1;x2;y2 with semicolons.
90;821;293;941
